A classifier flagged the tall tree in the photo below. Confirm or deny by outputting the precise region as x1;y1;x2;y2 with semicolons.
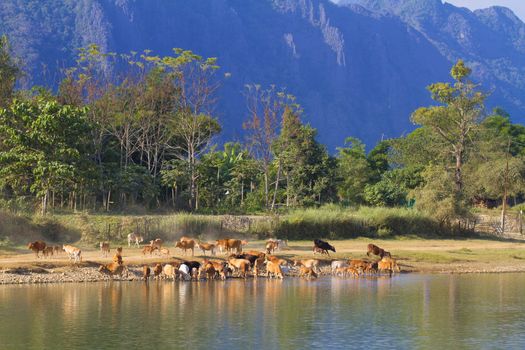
336;137;371;205
411;60;486;192
273;108;335;208
243;85;299;209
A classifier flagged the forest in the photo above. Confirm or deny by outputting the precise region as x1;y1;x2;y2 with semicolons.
0;37;524;232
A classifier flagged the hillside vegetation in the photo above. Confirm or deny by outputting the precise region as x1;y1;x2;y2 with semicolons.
0;206;482;247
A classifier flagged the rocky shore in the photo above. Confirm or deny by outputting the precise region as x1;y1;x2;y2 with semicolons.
2;263;525;285
0;266;144;285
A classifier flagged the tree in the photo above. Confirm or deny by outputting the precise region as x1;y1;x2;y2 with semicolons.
273;109;336;208
0;97;92;214
57;46;222;211
367;140;391;182
411;165;471;228
468;109;525;231
0;35;21;108
160;50;221;211
161;159;189;209
336;137;371;205
364;168;423;207
481;108;525;156
171;112;221;210
411;60;486;192
243;85;299;209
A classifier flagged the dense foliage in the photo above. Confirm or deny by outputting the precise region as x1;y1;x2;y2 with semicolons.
0;40;524;232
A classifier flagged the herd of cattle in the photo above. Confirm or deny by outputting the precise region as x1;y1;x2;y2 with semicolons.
26;236;400;281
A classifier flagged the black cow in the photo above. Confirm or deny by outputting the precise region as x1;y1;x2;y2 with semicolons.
313;239;336;255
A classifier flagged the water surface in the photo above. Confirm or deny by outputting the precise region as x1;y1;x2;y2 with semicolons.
1;274;524;349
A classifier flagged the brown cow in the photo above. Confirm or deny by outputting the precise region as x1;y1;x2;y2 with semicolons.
198;261;217;280
265;241;278;255
345;266;360;277
216;238;243;254
215;239;228;254
207;260;228;280
299;266;318;279
227;258;251;278
378;257;400;274
313;246;329;255
175;240;195;256
197;241;216;256
152;264;163;279
42;246;54;258
113;253;123;265
142;245;158;256
265;260;284;279
246;250;266;258
348;259;368;271
53;245;62;255
226;239;243;254
367;244;391;259
293;259;320;273
27;241;46;258
253;257;266;277
99;262;126;277
267;255;288;266
143;266;151;281
150;238;163;251
100;242;110;257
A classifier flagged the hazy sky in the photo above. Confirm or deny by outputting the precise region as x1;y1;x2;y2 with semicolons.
444;0;525;21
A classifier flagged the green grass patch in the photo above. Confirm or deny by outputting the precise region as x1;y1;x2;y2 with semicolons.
273;205;454;240
402;252;470;264
447;248;474;254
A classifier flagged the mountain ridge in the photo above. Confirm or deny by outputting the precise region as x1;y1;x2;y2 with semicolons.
0;0;524;149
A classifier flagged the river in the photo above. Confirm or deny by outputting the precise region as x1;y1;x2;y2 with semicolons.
1;274;524;349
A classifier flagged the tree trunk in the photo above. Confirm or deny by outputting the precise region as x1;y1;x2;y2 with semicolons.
286;172;290;208
518;210;523;235
455;150;463;192
195;183;199;211
501;138;511;233
264;171;269;209
271;160;282;211
106;190;111;212
41;190;48;216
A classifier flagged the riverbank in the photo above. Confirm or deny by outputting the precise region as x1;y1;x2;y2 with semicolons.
2;238;525;284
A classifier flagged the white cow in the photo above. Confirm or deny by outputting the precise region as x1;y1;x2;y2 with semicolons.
331;260;349;273
62;245;82;263
127;233;144;247
178;264;191;281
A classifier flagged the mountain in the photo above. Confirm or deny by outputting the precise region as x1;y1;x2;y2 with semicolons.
1;0;524;150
